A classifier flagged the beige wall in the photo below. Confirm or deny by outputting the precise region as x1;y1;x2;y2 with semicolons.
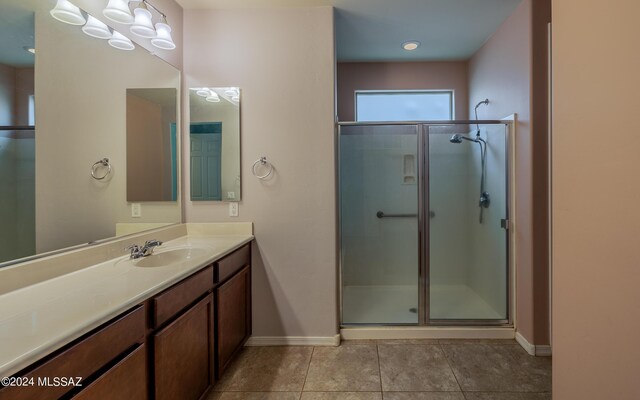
0;64;15;125
336;61;468;121
468;0;551;345
0;65;34;126
183;7;337;337
552;0;640;398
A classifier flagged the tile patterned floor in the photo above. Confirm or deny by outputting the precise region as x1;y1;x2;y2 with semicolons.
209;340;551;400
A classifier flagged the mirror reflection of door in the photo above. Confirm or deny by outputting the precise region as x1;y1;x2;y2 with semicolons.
190;122;222;201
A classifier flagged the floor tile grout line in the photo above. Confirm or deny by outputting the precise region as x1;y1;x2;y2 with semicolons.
439;342;466;396
376;344;383;393
300;346;316;397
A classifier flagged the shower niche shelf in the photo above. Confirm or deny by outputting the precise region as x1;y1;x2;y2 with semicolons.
402;154;416;184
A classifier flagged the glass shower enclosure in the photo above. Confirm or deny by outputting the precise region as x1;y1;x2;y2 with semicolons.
339;121;510;325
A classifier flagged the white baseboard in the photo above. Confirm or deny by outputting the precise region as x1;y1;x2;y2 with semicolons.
515;332;552;356
245;335;341;347
341;326;515;340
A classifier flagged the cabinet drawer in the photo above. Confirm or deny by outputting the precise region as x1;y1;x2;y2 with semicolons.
215;244;250;283
73;344;147;400
0;305;145;400
153;266;213;328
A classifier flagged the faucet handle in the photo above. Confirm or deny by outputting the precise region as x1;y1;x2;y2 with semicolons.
125;244;140;252
144;239;163;247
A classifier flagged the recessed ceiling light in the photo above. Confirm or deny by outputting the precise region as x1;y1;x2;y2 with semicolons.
23;46;35;54
402;41;420;51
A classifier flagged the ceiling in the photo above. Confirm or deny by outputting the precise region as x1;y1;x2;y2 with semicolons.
176;0;523;61
0;0;37;67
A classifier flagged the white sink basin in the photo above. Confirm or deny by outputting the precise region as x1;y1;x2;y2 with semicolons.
118;246;211;268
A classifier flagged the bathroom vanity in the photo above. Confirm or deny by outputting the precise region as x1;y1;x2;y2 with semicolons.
0;225;253;400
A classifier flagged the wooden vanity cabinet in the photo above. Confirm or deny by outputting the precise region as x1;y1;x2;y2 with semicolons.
153;294;214;400
1;242;252;400
0;305;146;400
150;265;214;400
214;244;252;377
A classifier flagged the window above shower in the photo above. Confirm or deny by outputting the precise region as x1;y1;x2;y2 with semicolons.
355;90;453;122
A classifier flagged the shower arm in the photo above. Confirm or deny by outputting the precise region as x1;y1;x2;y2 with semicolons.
474;99;489;135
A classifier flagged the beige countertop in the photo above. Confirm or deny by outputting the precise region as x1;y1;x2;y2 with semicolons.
0;232;253;377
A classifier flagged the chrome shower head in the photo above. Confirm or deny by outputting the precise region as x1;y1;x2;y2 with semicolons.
450;134;463;143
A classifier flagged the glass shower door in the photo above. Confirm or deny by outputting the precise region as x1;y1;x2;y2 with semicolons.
427;124;509;322
340;124;419;324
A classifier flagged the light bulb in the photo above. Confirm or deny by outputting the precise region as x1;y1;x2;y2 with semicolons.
103;0;133;24
82;15;112;39
50;0;86;25
151;20;176;50
108;31;135;50
206;93;220;103
130;3;156;38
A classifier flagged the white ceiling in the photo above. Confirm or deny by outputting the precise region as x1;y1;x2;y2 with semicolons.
176;0;523;61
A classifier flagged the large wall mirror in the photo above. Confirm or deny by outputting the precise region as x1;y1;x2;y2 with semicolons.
0;0;181;266
189;87;241;202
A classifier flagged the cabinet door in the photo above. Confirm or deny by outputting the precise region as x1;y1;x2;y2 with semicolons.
216;265;251;376
154;294;214;400
73;344;147;400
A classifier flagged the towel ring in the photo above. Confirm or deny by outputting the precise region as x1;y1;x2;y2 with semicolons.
91;158;112;180
252;156;273;180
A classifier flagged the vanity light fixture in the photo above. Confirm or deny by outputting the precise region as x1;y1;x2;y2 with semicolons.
196;88;211;97
103;0;134;24
50;0;86;25
402;41;420;51
224;88;238;97
206;92;220;103
151;15;176;50
108;31;135;50
130;1;157;38
82;15;112;39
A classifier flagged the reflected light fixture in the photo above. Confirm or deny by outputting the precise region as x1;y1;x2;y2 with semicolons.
108;30;135;50
206;92;220;103
23;46;36;54
151;15;176;50
224;88;238;97
402;41;420;51
196;88;211;97
50;0;86;25
103;0;134;25
82;15;112;39
130;1;156;38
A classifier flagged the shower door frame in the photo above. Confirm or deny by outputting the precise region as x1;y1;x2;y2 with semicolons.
338;120;513;327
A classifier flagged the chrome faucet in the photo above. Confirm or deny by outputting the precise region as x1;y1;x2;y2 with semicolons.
126;239;163;259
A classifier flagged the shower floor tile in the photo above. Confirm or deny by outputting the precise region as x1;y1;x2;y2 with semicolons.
342;284;501;324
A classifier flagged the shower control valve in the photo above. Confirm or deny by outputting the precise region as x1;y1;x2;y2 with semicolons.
479;191;491;208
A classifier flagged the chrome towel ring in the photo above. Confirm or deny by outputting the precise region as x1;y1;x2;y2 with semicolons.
251;156;273;180
91;158;112;180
